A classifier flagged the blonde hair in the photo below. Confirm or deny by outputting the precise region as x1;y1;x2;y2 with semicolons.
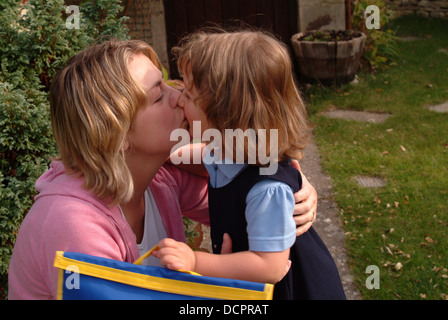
50;39;160;205
174;29;311;163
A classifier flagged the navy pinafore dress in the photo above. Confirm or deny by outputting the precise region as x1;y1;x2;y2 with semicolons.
208;160;346;300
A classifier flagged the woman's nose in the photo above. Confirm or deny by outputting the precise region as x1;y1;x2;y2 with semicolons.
177;91;186;109
169;86;182;109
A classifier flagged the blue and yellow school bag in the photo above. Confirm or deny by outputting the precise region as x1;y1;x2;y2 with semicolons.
53;246;273;300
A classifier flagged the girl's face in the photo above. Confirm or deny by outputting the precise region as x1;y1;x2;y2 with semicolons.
178;70;210;137
126;54;188;156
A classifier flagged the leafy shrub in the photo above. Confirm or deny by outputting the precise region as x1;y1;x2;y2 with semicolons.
351;0;399;71
0;0;128;299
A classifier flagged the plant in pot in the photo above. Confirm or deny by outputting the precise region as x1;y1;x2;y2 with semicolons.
290;1;366;86
291;29;366;85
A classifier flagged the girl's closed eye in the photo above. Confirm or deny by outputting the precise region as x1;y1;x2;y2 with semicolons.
181;89;191;100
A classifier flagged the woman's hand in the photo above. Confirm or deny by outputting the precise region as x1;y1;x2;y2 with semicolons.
291;160;318;236
220;233;233;254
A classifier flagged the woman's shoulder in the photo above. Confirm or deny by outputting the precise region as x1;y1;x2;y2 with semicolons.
24;193;116;241
18;187;137;260
153;163;207;189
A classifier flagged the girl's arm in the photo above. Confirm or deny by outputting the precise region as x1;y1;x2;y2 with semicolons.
153;238;290;284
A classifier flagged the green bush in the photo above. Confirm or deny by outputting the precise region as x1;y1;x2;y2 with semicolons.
0;0;129;299
351;0;399;71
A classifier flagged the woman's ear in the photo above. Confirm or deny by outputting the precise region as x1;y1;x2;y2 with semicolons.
121;137;130;152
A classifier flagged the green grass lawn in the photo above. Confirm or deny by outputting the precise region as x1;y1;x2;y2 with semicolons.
303;16;448;300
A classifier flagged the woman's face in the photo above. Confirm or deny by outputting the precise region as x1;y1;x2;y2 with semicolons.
126;54;187;156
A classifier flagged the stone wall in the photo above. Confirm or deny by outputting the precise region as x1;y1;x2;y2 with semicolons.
124;0;152;44
123;0;350;72
386;0;448;18
123;0;169;72
298;0;346;31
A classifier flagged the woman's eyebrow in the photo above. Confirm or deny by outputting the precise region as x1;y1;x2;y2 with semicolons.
145;79;161;94
149;80;162;90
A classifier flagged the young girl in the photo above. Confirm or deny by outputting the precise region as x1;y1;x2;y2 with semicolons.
154;29;346;300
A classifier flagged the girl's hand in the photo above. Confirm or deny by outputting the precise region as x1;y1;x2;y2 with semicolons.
153;238;196;271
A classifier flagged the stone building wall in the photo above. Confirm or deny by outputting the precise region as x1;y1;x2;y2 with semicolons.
122;0;348;73
124;0;152;44
386;0;448;18
123;0;169;71
298;0;346;31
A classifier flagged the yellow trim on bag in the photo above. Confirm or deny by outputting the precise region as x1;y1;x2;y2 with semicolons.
57;268;64;300
54;251;273;300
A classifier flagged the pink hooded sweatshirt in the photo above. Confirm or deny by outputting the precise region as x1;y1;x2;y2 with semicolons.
8;161;209;300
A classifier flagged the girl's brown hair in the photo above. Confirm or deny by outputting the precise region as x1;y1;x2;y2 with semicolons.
50;39;160;205
173;28;311;164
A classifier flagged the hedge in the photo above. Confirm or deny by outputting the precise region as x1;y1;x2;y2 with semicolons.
0;0;129;299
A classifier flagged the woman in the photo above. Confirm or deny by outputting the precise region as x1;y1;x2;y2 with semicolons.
8;39;317;299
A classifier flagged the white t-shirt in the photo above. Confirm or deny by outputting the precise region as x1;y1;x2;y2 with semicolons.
120;188;167;266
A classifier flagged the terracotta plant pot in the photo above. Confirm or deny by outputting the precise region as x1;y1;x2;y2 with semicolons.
291;30;366;85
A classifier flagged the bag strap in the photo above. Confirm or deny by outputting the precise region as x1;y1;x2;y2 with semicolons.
133;245;201;276
133;245;159;265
